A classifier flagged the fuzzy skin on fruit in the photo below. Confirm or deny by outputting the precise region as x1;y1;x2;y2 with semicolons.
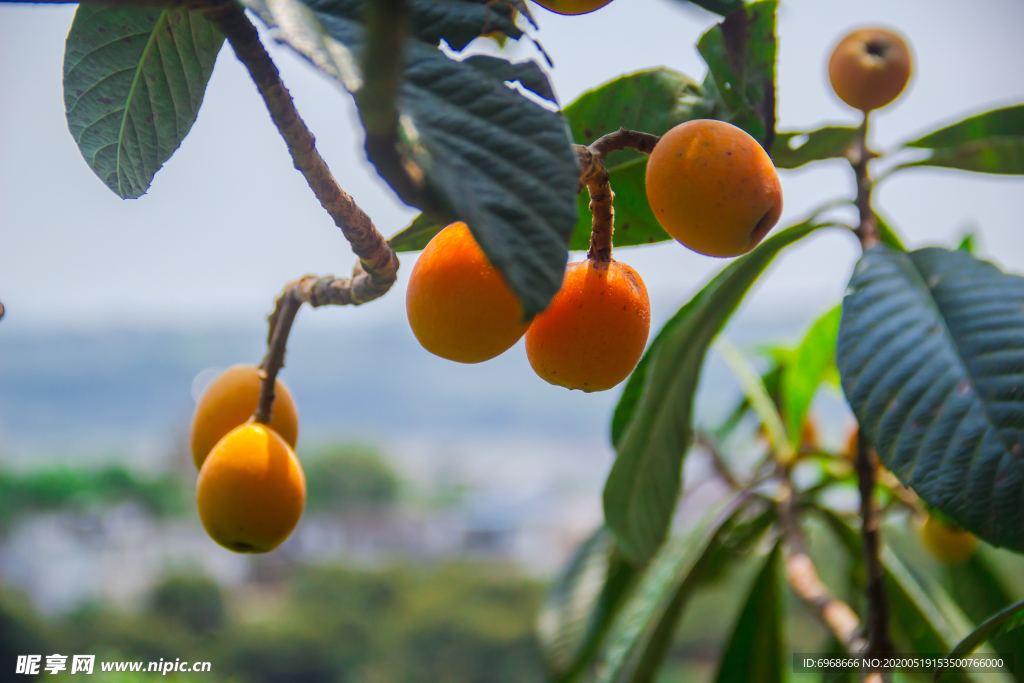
190;365;298;470
197;423;306;553
526;260;650;392
828;28;911;112
531;0;613;15
406;222;530;364
645;120;783;258
919;514;977;564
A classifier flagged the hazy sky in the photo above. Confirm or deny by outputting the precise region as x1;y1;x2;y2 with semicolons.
2;0;1023;332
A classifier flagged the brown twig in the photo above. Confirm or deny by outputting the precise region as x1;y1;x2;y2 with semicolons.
695;432;742;489
850;117;879;249
778;465;865;654
574;129;661;263
203;1;399;303
856;429;894;673
255;288;301;425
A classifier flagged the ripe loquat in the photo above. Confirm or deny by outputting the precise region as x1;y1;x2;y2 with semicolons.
645;120;783;258
531;0;614;16
196;423;306;553
406;222;530;364
190;365;298;470
828;28;912;112
526;259;650;392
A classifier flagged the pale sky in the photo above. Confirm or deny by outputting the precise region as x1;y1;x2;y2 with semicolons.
2;0;1023;333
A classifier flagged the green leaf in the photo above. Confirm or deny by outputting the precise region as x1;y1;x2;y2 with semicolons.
696;0;778;148
595;493;750;683
947;555;1024;681
606;218;828;565
781;304;841;450
63;5;224;198
718;338;792;462
876;209;907;251
957;233;976;254
388;213;445;252
561;68;717;251
943;598;1024;669
898;137;1024;175
246;0;579;317
712;542;785;683
836;246;1024;552
537;526;637;681
770;127;858;170
904;105;1024;150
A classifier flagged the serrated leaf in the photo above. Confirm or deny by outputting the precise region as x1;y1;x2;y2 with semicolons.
63;5;224;198
712;542;785;683
943;599;1024;673
898;137;1024;175
595;492;750;683
781;305;841;450
537;527;637;681
560;68;717;250
696;0;778;148
247;0;578;316
771;127;858;170
836;246;1024;552
905;105;1024;150
606;219;827;565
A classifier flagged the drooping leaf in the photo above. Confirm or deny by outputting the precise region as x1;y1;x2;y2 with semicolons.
712;542;785;683
781;305;841;450
942;599;1024;672
904;105;1024;150
696;0;778;148
606;218;828;564
63;5;225;198
595;492;750;683
560;68;718;250
770;127;858;170
245;0;578;317
836;246;1024;552
537;527;637;682
897;138;1024;175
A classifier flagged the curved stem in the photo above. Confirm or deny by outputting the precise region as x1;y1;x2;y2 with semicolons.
255;288;301;425
204;1;399;304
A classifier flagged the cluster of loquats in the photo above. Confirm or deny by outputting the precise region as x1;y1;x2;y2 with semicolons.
190;366;306;554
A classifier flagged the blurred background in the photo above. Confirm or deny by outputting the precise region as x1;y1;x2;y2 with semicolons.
1;0;1023;680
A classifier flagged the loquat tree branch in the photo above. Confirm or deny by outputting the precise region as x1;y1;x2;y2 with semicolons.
778;467;865;655
574;128;661;263
203;1;399;305
850;116;880;249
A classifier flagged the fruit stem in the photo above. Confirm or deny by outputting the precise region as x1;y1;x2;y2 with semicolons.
204;1;399;304
575;129;661;263
777;463;865;655
856;428;894;673
850;115;880;250
255;287;302;425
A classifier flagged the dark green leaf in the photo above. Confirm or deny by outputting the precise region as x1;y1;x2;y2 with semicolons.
561;68;717;250
606;219;827;564
898;137;1024;175
770;127;858;170
405;0;523;50
781;305;841;449
943;599;1024;670
696;0;778;148
904;105;1024;150
712;542;785;683
836;246;1024;552
63;5;224;198
537;527;637;681
246;0;578;316
595;492;750;683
